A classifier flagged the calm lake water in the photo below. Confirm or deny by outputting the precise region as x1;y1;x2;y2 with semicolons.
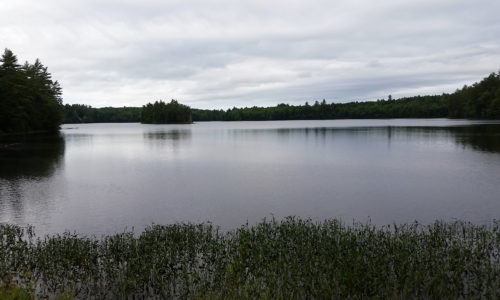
1;119;500;235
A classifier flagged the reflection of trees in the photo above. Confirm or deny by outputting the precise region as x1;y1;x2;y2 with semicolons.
144;129;191;141
0;133;65;179
143;129;192;152
0;134;65;222
452;125;500;153
378;126;500;153
258;125;500;154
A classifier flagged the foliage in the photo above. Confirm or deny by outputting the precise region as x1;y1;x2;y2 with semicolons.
62;104;141;123
61;71;500;124
0;49;62;134
192;72;500;121
193;96;447;121
141;99;192;124
0;218;499;299
0;285;34;300
447;71;500;118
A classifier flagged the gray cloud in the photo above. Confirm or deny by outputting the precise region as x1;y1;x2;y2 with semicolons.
1;0;499;108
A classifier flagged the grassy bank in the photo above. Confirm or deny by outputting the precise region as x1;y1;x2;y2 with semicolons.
1;218;499;299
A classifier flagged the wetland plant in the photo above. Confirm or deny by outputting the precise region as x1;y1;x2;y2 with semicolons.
0;217;499;298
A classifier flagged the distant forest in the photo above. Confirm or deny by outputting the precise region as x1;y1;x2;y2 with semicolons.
62;105;141;123
0;49;62;134
2;47;499;132
63;71;500;124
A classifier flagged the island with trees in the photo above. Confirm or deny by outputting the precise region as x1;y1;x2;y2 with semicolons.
141;100;192;124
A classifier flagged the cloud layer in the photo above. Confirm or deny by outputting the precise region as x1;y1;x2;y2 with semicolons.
1;0;499;108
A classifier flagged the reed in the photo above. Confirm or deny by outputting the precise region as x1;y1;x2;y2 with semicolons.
1;218;499;299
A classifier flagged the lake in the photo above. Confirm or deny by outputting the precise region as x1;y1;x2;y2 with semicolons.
1;119;500;235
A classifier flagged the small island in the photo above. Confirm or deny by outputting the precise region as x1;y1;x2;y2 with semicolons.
141;99;192;124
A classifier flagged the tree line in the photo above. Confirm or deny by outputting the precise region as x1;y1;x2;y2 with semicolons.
63;71;500;124
2;47;498;131
62;104;141;123
62;100;193;124
191;72;500;121
447;72;500;118
192;95;446;121
0;49;62;134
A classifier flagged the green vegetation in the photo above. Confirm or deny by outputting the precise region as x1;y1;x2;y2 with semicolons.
1;47;498;127
1;218;499;299
192;71;500;121
62;104;141;123
193;95;446;121
61;71;500;124
0;284;34;300
3;48;495;127
0;49;62;135
448;72;500;118
141;99;192;124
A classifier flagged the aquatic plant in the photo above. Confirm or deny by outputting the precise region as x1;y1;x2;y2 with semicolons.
0;218;499;298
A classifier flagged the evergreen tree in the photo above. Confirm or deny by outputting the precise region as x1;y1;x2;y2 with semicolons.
141;100;192;124
0;49;63;134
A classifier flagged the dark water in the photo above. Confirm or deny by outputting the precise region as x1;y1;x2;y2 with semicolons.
1;119;500;235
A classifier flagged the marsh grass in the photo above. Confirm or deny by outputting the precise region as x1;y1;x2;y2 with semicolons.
1;217;499;299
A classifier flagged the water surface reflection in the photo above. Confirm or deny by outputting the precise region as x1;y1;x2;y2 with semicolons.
0;134;65;179
0;134;65;225
0;120;499;235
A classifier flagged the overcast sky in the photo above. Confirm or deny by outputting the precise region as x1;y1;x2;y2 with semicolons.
1;0;499;109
